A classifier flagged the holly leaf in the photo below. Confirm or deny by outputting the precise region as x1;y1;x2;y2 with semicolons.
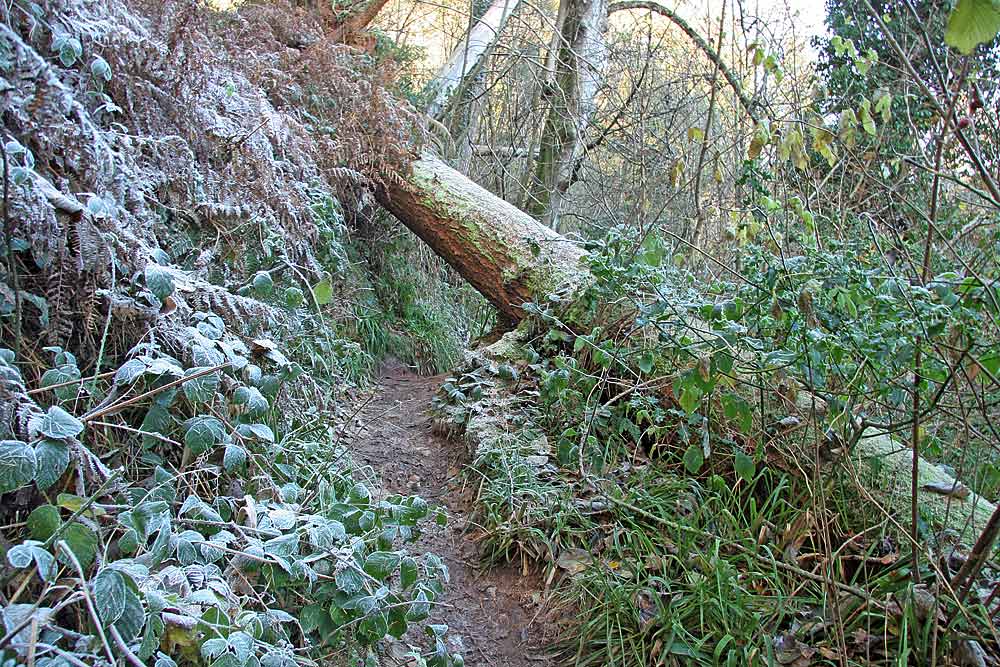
946;0;1000;54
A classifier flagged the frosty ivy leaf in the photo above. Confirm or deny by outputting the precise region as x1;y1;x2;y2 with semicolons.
41;364;81;401
0;440;37;493
313;278;334;306
182;367;220;404
145;264;175;300
34;438;70;490
34;406;84;439
94;568;127;626
184;416;226;454
946;0;1000;54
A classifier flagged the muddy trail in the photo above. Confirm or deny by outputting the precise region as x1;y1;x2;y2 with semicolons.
351;361;558;667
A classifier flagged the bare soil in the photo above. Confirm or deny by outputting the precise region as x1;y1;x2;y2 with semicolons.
351;360;557;667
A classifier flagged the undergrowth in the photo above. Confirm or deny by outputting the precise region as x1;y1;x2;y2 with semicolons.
433;223;1000;666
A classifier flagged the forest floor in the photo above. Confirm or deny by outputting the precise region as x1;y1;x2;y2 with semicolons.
351;359;558;667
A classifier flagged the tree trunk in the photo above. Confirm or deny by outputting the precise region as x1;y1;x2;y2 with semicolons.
376;153;587;321
526;0;609;230
331;0;392;42
426;0;523;120
378;151;996;545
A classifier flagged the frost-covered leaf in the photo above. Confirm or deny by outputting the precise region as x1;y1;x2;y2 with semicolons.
94;568;127;626
41;364;81;401
252;271;273;296
400;556;418;590
335;567;364;594
115;358;148;385
184;417;226;454
113;589;146;643
364;551;401;580
8;541;56;582
33;406;84;439
34;438;70;490
183;367;220;404
232;386;269;416
52;33;82;66
236;423;273;443
91;55;112;81
223;444;247;470
145;264;175;300
0;440;37;493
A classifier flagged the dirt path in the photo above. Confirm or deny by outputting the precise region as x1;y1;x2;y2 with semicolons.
351;360;554;667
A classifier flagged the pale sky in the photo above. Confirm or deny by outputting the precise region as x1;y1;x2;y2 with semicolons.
674;0;828;54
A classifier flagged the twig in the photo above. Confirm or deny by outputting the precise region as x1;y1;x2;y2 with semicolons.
82;362;230;422
56;540;116;665
109;624;146;667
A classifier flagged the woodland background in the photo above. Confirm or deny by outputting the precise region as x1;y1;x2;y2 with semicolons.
1;0;1000;665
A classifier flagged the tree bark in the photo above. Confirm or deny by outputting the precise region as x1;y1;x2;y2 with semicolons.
426;0;523;120
526;0;609;230
376;153;587;321
331;0;392;42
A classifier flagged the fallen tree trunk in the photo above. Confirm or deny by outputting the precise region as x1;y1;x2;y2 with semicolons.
376;153;587;321
377;151;997;546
